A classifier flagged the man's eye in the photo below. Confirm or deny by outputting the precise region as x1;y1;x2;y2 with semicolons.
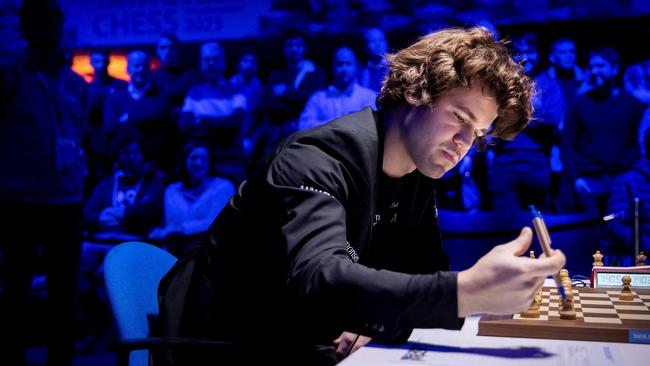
454;112;466;124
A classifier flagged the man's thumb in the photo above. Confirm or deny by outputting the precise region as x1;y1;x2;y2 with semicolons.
505;227;533;256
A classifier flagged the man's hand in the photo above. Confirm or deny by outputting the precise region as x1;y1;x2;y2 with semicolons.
333;331;371;361
457;227;566;316
574;178;592;195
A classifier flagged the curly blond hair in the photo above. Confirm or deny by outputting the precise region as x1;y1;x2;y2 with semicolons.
377;27;534;140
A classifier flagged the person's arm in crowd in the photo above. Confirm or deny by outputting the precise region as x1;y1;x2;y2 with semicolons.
123;173;165;231
83;177;114;230
179;179;235;236
560;100;586;192
606;174;635;249
202;94;248;130
297;92;323;130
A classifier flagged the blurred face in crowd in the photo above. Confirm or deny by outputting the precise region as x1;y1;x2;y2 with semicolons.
513;40;538;74
332;47;357;89
284;37;305;65
399;83;497;179
90;52;109;78
118;141;144;176
127;51;151;85
237;54;258;79
185;146;210;181
200;42;225;81
587;54;618;89
364;28;387;59
550;40;576;70
156;36;179;67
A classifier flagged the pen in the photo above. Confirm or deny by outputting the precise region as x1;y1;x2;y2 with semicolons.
529;205;567;301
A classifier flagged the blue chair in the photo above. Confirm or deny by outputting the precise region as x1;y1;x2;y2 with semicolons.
103;241;236;366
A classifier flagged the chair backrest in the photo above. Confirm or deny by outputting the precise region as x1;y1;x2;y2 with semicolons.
104;241;177;365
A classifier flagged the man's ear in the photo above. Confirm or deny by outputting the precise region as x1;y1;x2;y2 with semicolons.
404;91;419;105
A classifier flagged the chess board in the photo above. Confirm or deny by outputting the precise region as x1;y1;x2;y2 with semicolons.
478;287;650;343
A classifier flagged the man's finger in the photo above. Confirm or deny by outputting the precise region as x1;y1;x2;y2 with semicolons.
527;249;566;276
503;227;533;256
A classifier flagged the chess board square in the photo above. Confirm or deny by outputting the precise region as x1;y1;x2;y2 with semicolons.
613;304;648;311
582;317;622;324
619;313;650;320
580;299;614;306
582;308;617;315
548;310;584;318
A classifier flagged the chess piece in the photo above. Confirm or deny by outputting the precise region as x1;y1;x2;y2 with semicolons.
529;250;535;259
592;250;604;266
619;276;634;301
559;268;569;280
637;251;647;266
559;285;576;320
520;297;540;318
521;284;544;318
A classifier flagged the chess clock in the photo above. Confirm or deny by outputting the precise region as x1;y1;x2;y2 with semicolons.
591;266;650;288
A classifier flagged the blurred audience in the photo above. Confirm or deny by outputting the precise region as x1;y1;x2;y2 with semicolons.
104;50;177;173
298;46;376;130
85;47;127;191
150;142;235;257
258;29;327;152
358;27;388;93
562;47;646;213
84;129;165;241
151;31;201;110
179;41;248;184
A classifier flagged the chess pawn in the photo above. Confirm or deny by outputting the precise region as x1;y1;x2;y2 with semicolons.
619;276;634;301
559;286;576;320
520;296;541;318
593;250;604;266
637;252;647;266
559;268;569;280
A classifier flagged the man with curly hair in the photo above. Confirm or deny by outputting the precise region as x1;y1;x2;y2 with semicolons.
157;27;565;365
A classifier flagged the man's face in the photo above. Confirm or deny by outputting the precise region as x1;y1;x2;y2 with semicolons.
119;142;144;175
364;28;387;57
284;37;305;64
400;83;497;179
514;42;538;74
185;146;210;180
333;48;357;86
127;51;150;84
550;41;576;70
90;53;109;76
200;43;225;80
238;54;258;78
156;37;179;66
588;54;618;88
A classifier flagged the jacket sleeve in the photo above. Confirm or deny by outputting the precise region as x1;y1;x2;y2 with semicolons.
268;144;462;341
606;172;634;248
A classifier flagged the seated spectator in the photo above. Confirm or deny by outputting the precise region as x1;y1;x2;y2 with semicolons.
606;132;650;261
179;41;248;183
358;28;389;93
84;129;165;241
151;31;201;110
623;63;650;104
298;47;376;130
258;30;327;152
104;50;176;174
149;142;234;256
86;48;127;190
